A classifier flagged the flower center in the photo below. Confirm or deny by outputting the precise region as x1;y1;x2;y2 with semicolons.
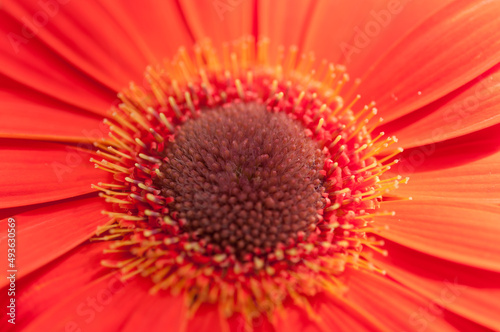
155;103;325;260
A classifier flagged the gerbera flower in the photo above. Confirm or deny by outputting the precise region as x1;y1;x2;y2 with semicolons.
1;1;499;331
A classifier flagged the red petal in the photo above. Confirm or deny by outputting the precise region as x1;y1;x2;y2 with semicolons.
357;1;500;122
257;0;316;50
0;88;105;142
0;8;115;116
374;241;500;331
344;269;463;332
271;293;379;332
0;197;107;288
99;1;194;64
392;151;500;204
376;199;500;272
392;123;500;174
301;0;453;77
22;275;183;332
3;0;192;93
15;242;111;323
187;304;229;332
178;0;254;47
0;140;110;209
16;241;188;332
383;64;500;148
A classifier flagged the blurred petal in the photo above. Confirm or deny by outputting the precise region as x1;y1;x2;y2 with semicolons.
23;275;187;332
16;242;187;332
393;123;500;174
0;140;109;209
375;241;500;331
302;0;453;76
377;199;500;272
99;1;195;64
345;269;461;332
178;0;255;46
358;0;500;122
0;9;115;116
0;197;107;288
16;242;110;320
257;0;316;49
383;64;500;148
0;88;104;142
392;151;500;204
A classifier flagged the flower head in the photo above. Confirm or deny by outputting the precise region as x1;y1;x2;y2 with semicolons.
90;40;404;323
1;1;500;332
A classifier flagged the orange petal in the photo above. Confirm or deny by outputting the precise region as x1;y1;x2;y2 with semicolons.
344;269;465;332
187;304;230;332
392;123;500;174
3;0;192;93
0;197;107;288
271;293;379;332
0;140;110;209
357;1;500;123
16;242;111;318
16;241;188;332
178;0;254;47
4;1;123;92
0;88;105;142
383;64;500;148
301;0;453;77
257;0;316;49
23;274;187;332
374;241;500;331
376;199;500;272
99;1;195;64
109;282;187;332
0;8;115;116
392;151;500;204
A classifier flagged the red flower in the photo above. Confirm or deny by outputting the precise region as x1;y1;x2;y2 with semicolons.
1;1;500;331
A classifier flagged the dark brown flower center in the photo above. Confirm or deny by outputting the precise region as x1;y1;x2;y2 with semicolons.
155;103;326;259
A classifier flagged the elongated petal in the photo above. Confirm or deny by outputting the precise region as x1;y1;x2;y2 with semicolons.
16;242;111;320
0;140;110;208
272;293;379;332
392;123;500;175
375;241;500;331
99;1;194;64
376;199;500;272
0;197;107;288
357;0;500;122
23;275;185;332
344;269;462;332
178;0;254;47
16;241;188;332
0;89;105;142
392;151;500;204
257;0;317;50
301;0;453;77
383;64;500;148
0;8;115;116
3;0;191;94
